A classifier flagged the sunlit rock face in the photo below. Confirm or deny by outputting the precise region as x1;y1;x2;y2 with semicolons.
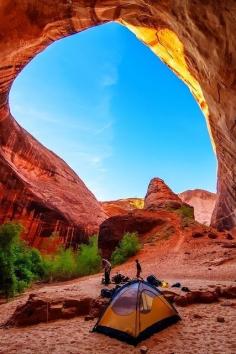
101;198;144;217
179;189;216;226
0;0;236;244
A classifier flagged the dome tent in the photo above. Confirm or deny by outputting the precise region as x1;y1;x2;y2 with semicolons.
93;279;180;345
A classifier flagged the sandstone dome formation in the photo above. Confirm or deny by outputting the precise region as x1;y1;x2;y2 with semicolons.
0;1;236;246
144;177;184;211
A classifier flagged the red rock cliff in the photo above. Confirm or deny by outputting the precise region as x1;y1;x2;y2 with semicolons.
0;0;236;240
0;114;107;248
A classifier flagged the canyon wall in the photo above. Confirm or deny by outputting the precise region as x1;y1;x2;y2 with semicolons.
0;0;236;246
0;114;107;248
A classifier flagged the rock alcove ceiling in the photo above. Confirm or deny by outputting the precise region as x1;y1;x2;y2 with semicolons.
0;1;236;247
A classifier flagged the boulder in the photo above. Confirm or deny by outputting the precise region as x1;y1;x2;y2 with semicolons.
221;242;236;249
225;233;234;240
220;286;236;299
208;232;218;239
192;231;205;238
216;316;225;323
174;291;219;306
4;293;109;327
140;346;149;354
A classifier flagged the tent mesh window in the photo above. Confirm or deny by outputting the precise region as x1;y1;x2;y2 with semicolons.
139;290;155;314
112;284;138;316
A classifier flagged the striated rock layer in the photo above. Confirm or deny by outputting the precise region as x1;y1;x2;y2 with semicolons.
179;189;216;226
0;116;107;247
0;0;236;241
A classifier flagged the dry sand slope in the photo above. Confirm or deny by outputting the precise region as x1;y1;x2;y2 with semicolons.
0;234;236;354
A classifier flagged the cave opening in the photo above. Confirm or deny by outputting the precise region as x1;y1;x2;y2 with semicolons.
9;22;216;203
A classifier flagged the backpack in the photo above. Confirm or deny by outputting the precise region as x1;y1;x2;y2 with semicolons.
146;275;162;287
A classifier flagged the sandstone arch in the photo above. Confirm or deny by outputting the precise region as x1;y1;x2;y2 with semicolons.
0;1;236;246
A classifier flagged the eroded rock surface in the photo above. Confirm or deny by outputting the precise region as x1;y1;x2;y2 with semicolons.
179;189;216;226
144;178;187;211
98;209;172;258
0;0;236;240
4;293;109;327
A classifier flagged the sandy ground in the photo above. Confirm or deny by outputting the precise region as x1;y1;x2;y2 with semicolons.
0;233;236;354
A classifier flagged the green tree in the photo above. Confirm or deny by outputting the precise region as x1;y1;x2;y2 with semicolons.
0;222;24;297
0;222;45;298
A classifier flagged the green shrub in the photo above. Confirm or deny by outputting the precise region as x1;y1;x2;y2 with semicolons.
111;232;141;266
0;223;102;296
76;236;101;276
41;256;55;282
42;236;101;281
42;248;77;281
0;222;45;298
177;205;194;219
0;222;24;297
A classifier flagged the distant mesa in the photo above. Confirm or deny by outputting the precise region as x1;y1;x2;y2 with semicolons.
179;189;216;226
101;198;144;217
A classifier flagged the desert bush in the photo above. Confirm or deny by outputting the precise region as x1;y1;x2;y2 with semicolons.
177;205;194;219
0;223;102;297
42;247;77;281
76;236;101;276
111;232;141;266
42;236;101;281
0;222;44;298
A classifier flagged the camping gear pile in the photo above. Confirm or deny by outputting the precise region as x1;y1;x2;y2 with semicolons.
101;286;121;299
147;275;169;288
101;272;130;286
94;279;180;345
112;273;130;285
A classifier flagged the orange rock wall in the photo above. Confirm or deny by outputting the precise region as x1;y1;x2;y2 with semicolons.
0;1;236;246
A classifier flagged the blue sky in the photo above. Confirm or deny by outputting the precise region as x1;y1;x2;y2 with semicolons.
10;22;217;201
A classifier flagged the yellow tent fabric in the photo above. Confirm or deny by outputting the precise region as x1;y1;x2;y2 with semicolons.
93;280;180;344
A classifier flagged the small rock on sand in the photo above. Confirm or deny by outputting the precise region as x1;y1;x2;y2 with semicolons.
217;316;225;323
140;345;148;353
193;314;203;319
